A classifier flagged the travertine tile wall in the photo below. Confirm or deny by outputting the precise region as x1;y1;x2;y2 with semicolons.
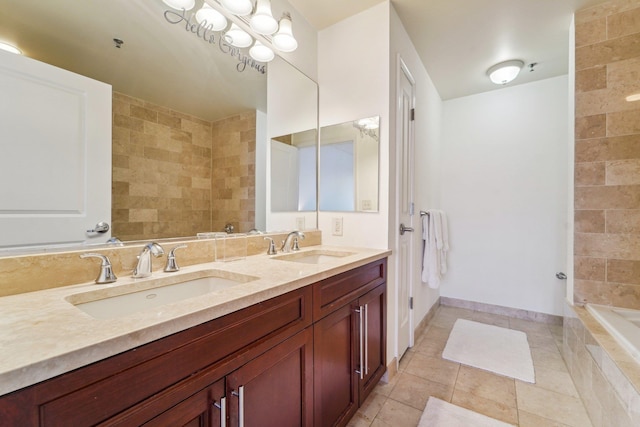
574;0;640;308
112;92;213;240
211;111;256;233
112;93;256;240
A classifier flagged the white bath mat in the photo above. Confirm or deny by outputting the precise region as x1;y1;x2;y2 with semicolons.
442;319;535;383
418;397;516;427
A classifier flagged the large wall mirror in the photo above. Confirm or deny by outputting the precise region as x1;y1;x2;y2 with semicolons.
319;116;380;212
0;0;318;250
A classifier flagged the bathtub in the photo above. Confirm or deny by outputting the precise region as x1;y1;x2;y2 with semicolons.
586;303;640;364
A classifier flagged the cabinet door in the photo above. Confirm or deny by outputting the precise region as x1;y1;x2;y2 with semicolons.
313;303;358;427
227;328;313;427
143;378;225;427
358;284;386;404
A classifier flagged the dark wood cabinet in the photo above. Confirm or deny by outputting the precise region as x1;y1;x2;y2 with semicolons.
313;259;387;427
0;258;386;427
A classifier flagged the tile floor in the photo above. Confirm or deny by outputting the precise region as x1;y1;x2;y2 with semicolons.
348;305;593;427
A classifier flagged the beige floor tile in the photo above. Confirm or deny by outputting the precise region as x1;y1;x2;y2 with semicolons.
373;398;422;427
373;374;399;397
516;382;593;427
423;324;453;344
398;350;414;372
518;410;573;427
527;330;561;352
531;347;570;373
356;391;387;423
404;352;460;386
454;365;517;407
531;366;580;397
346;412;373;427
389;372;454;410
413;335;446;358
471;311;512;328
509;317;553;336
451;388;519;425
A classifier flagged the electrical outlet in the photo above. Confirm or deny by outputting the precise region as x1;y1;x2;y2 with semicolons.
296;217;305;230
332;217;343;236
361;199;372;210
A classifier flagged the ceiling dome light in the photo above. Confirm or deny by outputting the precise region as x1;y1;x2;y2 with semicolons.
225;23;253;48
487;60;524;85
220;0;253;16
162;0;195;11
250;0;278;35
195;4;228;31
249;40;275;62
272;12;298;53
0;42;22;55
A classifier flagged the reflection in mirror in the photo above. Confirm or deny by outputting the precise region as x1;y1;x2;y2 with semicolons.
270;130;317;212
319;116;380;212
0;0;318;250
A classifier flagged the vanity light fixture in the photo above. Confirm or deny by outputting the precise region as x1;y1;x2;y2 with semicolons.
487;60;524;85
163;0;196;11
195;3;228;31
0;42;22;55
250;40;275;62
250;0;278;35
226;23;253;48
165;0;299;64
220;0;253;16
272;12;298;52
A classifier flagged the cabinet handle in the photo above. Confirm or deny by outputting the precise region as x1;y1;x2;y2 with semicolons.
213;397;226;427
356;306;364;380
364;303;369;376
232;386;245;427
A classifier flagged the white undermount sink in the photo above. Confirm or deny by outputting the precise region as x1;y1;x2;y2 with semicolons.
66;270;258;319
272;249;355;264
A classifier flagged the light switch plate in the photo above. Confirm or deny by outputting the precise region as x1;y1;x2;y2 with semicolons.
332;217;343;236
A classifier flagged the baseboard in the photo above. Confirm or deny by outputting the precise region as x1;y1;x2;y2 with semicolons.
440;296;563;325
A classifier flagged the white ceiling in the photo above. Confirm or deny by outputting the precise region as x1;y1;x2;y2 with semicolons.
289;0;609;99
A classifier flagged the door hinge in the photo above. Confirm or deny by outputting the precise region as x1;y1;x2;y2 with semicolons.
410;108;415;121
409;297;413;310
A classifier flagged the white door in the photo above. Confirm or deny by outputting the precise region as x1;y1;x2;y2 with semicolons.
0;50;112;248
270;140;299;211
396;58;416;358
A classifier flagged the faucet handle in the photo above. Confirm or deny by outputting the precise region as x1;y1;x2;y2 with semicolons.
164;244;187;272
292;237;301;251
264;237;277;255
80;253;117;284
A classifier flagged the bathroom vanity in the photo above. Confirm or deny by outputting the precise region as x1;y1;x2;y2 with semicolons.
0;247;388;427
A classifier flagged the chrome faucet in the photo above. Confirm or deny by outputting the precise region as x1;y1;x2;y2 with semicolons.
281;231;305;253
133;242;164;278
80;253;117;284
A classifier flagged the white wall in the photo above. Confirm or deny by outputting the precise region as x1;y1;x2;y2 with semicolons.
317;3;390;250
440;76;569;316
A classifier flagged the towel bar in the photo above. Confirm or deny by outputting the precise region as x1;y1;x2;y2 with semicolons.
420;210;429;217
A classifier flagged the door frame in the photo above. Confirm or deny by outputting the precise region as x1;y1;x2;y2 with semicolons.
394;55;416;360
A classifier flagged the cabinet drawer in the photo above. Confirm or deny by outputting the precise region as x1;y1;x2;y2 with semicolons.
34;287;312;427
313;259;386;320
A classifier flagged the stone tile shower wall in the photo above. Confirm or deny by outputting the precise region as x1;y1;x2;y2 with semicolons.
211;111;256;233
112;93;256;240
574;0;640;308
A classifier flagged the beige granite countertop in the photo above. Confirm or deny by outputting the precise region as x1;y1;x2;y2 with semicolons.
0;245;390;396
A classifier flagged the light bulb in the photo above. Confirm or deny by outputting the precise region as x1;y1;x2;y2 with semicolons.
0;42;21;55
162;0;195;11
220;0;253;16
195;4;228;31
250;0;278;35
487;60;524;85
250;40;275;62
225;24;253;48
272;12;297;52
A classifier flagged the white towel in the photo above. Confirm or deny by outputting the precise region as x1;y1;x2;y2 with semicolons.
421;210;449;288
